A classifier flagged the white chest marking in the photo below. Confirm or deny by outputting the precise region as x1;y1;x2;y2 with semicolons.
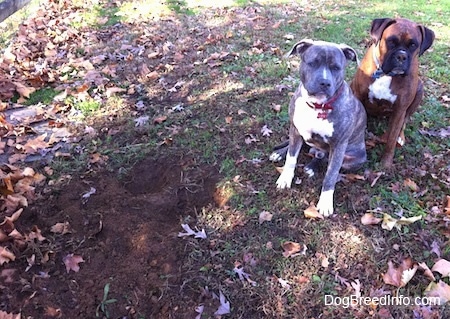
368;76;397;103
293;97;334;143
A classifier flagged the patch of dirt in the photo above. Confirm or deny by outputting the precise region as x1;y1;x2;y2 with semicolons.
2;156;220;318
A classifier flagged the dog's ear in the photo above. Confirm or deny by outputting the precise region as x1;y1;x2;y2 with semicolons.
284;39;314;58
370;18;396;42
417;25;435;56
339;44;359;65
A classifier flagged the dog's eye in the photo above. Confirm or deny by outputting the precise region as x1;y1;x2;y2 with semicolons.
331;65;341;72
409;42;417;49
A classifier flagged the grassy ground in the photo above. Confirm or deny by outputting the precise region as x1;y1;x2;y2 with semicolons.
1;0;449;318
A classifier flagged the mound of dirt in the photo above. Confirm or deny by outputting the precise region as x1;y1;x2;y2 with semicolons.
3;156;220;318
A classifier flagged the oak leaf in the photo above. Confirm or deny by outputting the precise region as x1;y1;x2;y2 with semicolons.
63;254;84;273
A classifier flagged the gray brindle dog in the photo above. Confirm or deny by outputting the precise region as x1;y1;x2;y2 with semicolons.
275;39;367;216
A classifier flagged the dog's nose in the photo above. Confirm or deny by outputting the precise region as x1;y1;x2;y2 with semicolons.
320;79;331;88
396;50;408;63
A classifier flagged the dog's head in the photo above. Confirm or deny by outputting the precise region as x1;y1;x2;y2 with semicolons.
286;39;358;104
370;18;435;76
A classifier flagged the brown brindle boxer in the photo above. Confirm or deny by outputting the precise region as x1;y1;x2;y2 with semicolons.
350;18;435;168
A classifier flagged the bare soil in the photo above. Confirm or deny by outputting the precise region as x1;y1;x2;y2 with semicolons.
3;156;220;318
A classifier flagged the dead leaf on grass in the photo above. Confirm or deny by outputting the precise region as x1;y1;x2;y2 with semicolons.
214;290;231;315
259;211;273;224
303;205;323;219
425;280;450;304
383;258;417;288
381;213;422;231
0;246;16;265
63;254;84;273
0;310;21;319
431;259;450;278
50;222;71;234
178;224;207;239
404;178;419;192
418;262;436;281
361;212;382;225
282;241;307;258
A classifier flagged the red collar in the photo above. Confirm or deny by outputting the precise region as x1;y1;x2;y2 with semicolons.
306;84;345;119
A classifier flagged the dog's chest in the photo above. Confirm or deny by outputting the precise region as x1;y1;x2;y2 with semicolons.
368;76;397;103
293;97;334;143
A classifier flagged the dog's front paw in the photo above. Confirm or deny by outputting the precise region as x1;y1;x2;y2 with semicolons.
276;172;294;189
317;190;334;217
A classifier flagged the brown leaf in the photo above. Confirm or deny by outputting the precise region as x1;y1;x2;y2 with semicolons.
303;205;323;219
404;178;419;192
361;212;382;225
282;241;306;258
50;222;71;234
383;258;417;288
13;82;35;99
153;115;167;124
0;310;21;319
0;246;16;265
63;254;84;273
418;262;436;281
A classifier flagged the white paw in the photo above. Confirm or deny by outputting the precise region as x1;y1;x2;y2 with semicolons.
269;152;282;162
305;167;315;177
276;171;294;189
316;189;334;217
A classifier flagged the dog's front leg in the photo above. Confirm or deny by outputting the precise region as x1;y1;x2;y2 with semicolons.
276;125;303;189
317;142;348;216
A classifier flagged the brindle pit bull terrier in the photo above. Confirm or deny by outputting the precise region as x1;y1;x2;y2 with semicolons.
275;39;367;217
351;18;435;168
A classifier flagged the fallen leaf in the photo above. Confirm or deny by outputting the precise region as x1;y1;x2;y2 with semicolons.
214;291;231;315
50;222;71;234
303;205;324;219
153;115;167;124
194;305;204;319
383;258;417;288
418;262;436;281
361;212;382;225
233;265;257;286
404;178;419;192
425;280;450;304
134;115;149;127
381;213;422;231
0;246;16;265
178;224;207;239
261;124;272;137
63;254;84;273
431;259;450;278
0;310;21;319
282;241;307;258
259;211;273;224
81;187;96;203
